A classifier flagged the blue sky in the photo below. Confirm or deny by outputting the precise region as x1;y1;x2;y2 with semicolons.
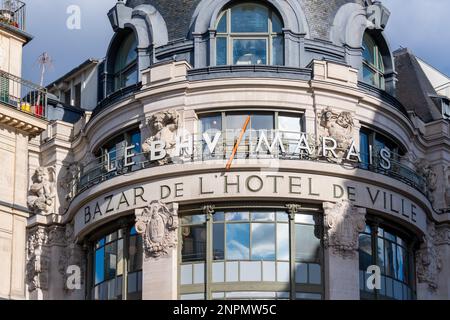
21;0;450;86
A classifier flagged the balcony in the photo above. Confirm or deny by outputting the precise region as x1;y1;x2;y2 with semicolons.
0;0;26;31
0;70;47;119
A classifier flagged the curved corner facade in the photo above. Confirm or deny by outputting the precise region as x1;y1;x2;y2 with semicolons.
16;0;450;300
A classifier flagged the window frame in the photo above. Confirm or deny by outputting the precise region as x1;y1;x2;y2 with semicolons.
215;3;284;66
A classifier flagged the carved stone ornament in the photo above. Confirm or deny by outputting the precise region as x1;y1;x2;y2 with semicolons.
366;2;391;30
142;110;179;165
323;200;366;258
26;226;49;292
135;200;179;258
415;159;438;204
318;107;355;163
416;222;442;291
59;162;80;208
27;167;56;215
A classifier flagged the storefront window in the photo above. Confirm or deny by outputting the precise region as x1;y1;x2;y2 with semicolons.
92;225;142;300
359;223;415;300
215;3;284;66
179;207;323;300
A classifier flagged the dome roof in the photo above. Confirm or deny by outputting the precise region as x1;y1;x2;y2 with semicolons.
126;0;369;41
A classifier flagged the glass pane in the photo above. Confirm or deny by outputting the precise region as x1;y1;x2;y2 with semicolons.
231;4;268;33
233;39;267;65
212;262;225;282
213;223;225;260
276;223;289;260
95;247;105;285
262;261;276;281
130;131;141;153
117;239;124;276
276;261;290;282
295;224;320;262
251;223;275;260
276;211;289;222
226;261;239;282
225;211;249;221
217;12;227;33
105;242;117;280
96;238;105;249
128;235;143;273
226;223;250;260
194;263;205;284
180;264;193;285
216;37;227;66
272;36;284;65
240;261;262;281
213;212;225;222
359;233;372;271
362;33;375;66
201;114;222;133
271;13;283;33
295;263;308;284
105;232;117;244
295;214;315;225
309;264;321;284
114;32;137;73
123;67;138;87
251;113;274;130
359;131;370;169
182;225;206;262
251;211;275;221
181;214;206;225
377;237;385;273
385;240;395;277
396;245;407;282
363;65;376;86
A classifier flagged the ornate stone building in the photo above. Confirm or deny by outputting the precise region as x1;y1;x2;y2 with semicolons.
1;0;450;300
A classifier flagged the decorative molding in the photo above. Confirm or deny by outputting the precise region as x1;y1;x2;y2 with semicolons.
27;167;56;215
323;200;366;258
26;226;49;292
59;162;80;209
135;201;179;259
415;159;438;204
202;204;215;216
416;222;443;291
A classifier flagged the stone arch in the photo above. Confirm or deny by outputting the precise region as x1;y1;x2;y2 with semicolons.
330;2;396;94
190;0;310;68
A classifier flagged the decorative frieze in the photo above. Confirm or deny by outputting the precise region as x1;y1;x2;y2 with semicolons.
135;200;179;259
323;200;366;258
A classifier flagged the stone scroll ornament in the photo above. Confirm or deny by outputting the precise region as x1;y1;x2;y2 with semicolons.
323;200;366;258
27;167;56;215
135;200;178;258
142;110;179;165
318;107;355;163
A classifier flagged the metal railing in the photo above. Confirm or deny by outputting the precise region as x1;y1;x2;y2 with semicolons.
67;131;427;199
0;0;26;31
0;70;47;119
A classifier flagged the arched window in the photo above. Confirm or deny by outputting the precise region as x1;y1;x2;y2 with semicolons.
114;31;138;91
215;3;284;66
362;32;385;90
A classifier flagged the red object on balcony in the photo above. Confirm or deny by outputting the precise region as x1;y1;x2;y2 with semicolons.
33;105;43;117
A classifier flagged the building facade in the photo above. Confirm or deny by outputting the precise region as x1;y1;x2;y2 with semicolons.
1;0;450;300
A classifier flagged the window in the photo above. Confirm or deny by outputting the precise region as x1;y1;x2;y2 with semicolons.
179;207;323;300
359;223;415;300
114;31;138;91
92;225;143;300
198;111;304;159
74;83;81;108
63;89;71;105
362;32;385;90
215;3;284;66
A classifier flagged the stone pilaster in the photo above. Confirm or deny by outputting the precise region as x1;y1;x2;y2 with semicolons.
135;201;179;300
323;200;366;300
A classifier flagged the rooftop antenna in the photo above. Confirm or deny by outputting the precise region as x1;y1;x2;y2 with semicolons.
37;52;53;87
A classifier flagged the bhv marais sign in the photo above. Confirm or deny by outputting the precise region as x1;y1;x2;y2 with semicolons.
103;129;394;171
74;171;427;237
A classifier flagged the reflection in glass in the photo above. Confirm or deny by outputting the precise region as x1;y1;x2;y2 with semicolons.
213;223;225;260
251;223;275;260
216;37;227;66
182;225;206;262
251;211;275;221
226;211;250;221
272;37;284;65
226;223;250;260
231;4;269;33
277;223;289;260
295;224;320;262
233;39;267;65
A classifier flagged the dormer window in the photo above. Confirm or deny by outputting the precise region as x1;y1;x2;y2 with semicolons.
113;31;138;91
215;3;284;66
362;32;385;90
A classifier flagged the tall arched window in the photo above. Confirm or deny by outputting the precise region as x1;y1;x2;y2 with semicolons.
114;31;138;91
362;32;385;90
215;3;284;66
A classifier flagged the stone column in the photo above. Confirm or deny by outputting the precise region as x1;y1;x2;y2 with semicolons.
323;200;366;300
135;201;179;300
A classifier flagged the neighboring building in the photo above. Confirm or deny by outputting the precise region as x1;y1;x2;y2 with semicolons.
0;0;48;300
5;0;450;300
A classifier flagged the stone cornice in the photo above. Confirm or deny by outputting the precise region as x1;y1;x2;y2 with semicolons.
0;104;47;137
